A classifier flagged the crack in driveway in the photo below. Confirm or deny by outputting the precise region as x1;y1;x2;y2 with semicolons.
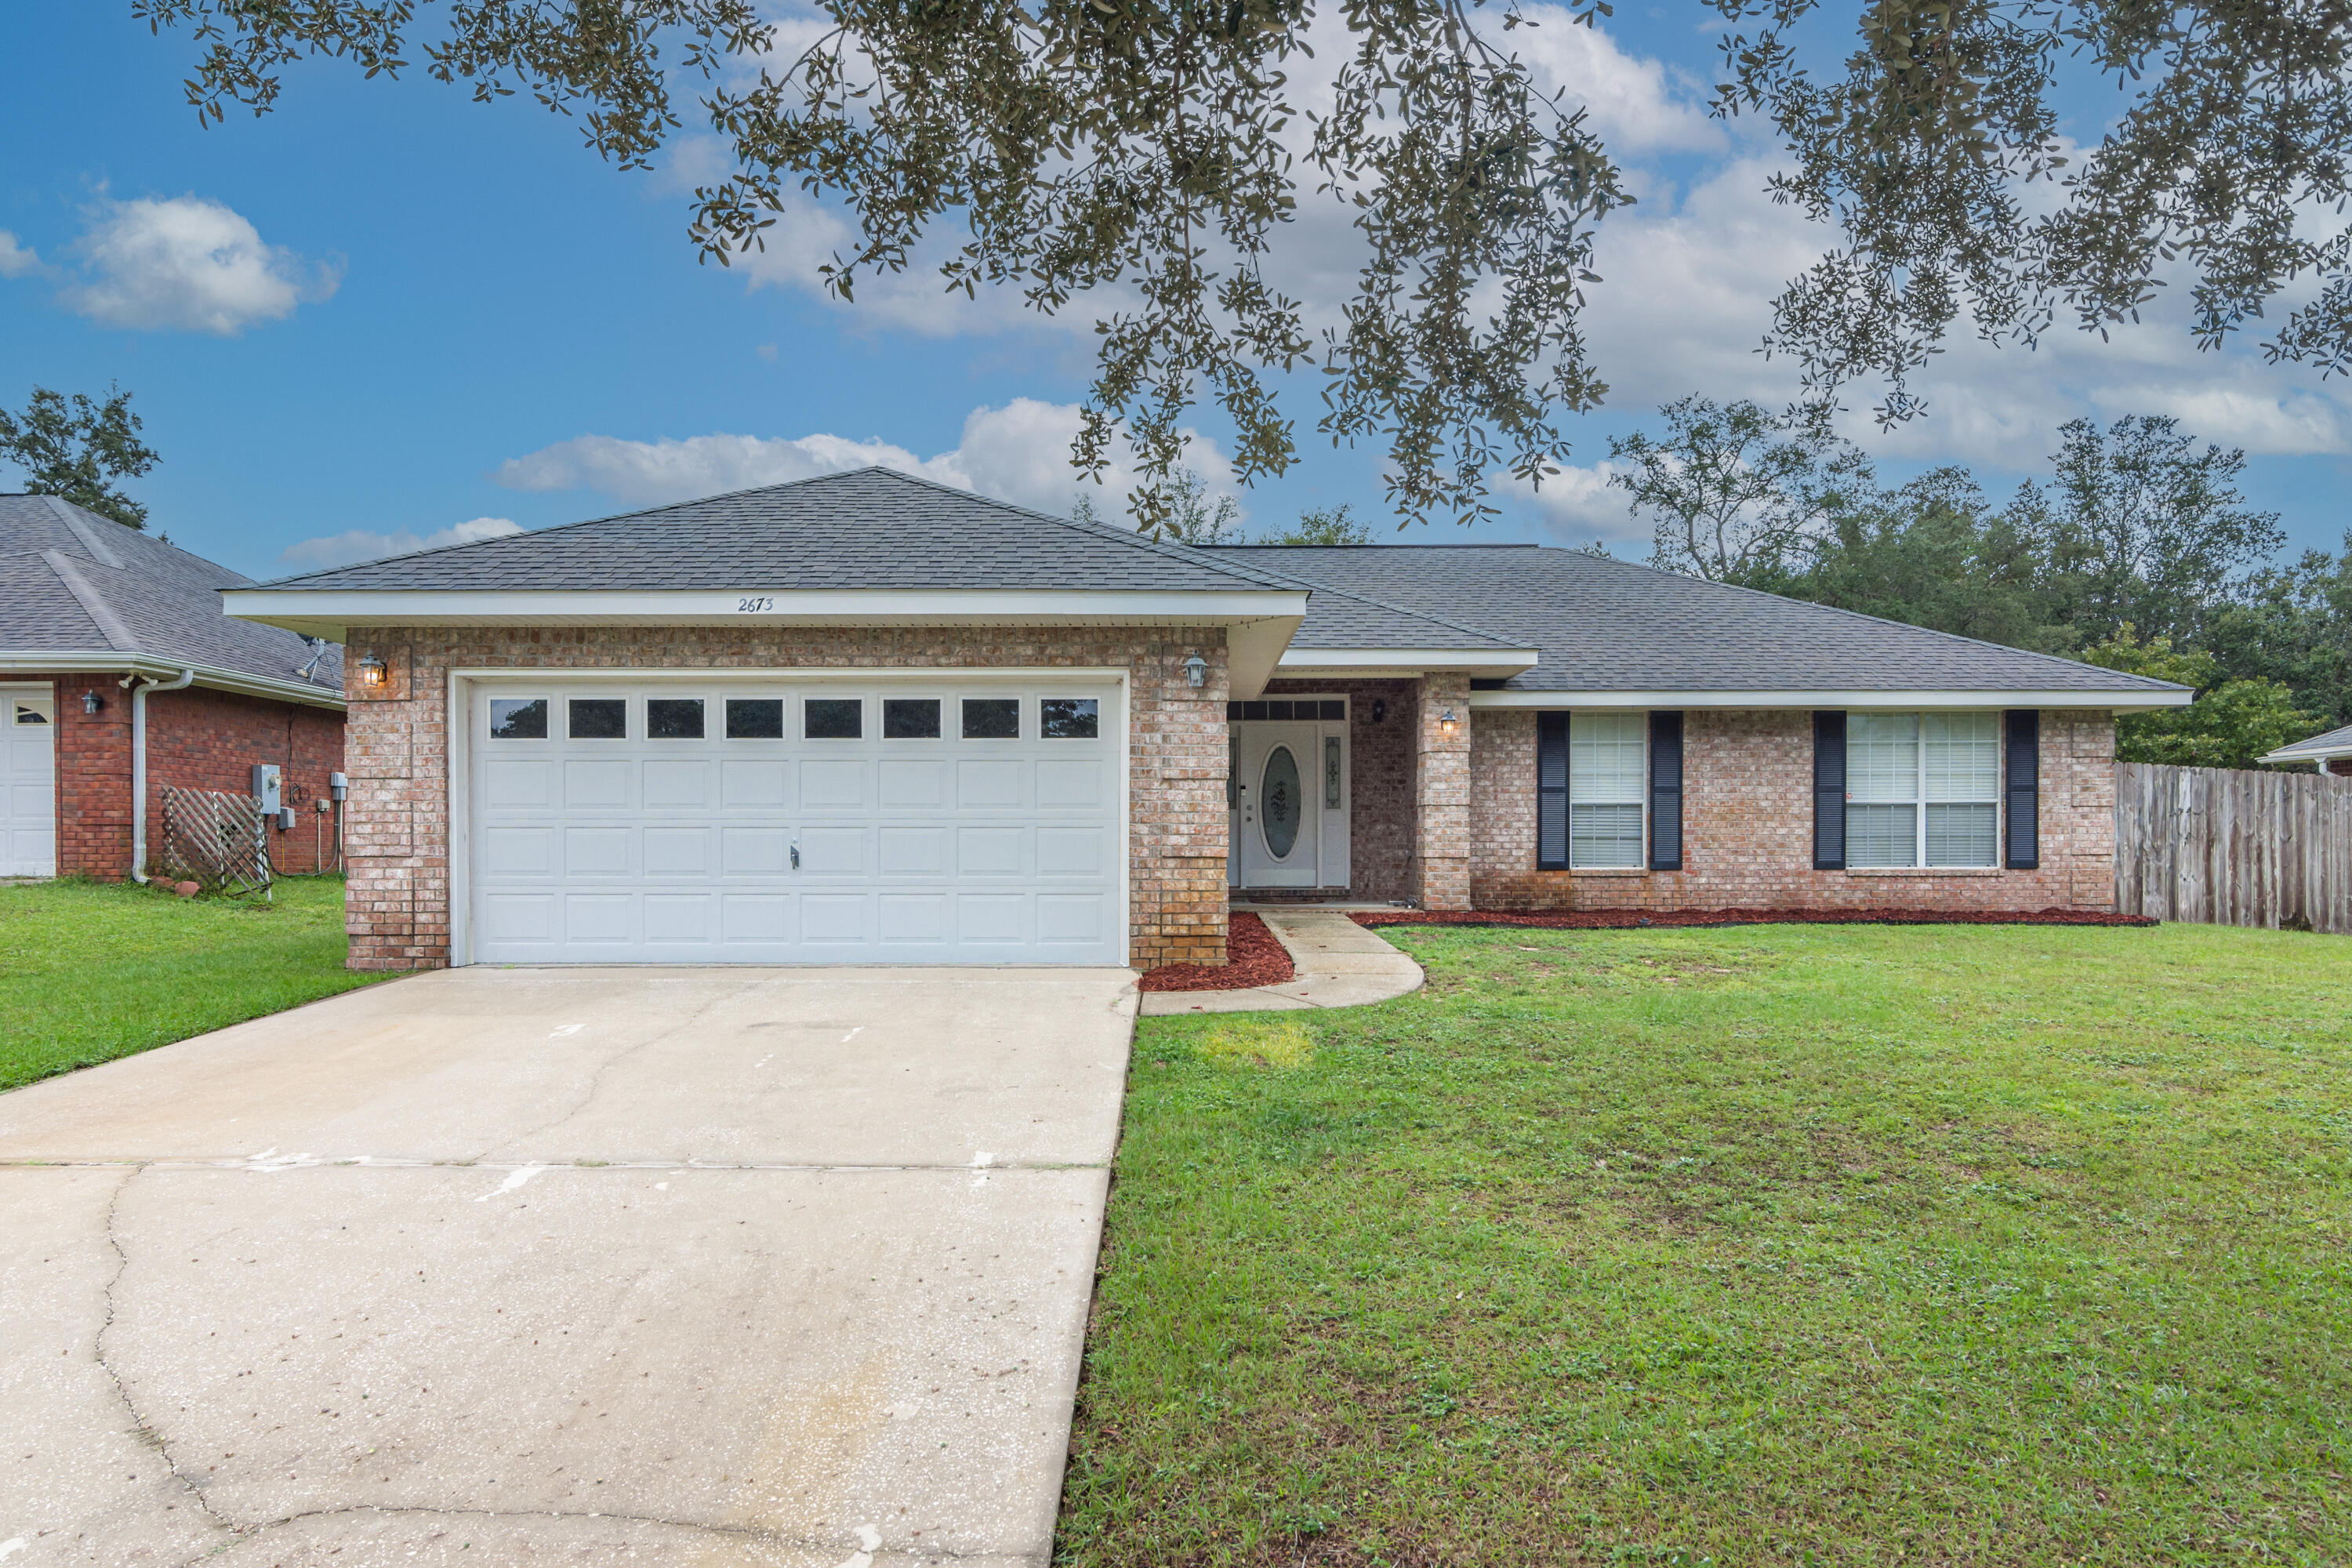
95;1163;240;1548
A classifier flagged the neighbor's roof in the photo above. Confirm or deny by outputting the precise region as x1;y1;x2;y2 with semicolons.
1212;542;2188;697
0;494;343;706
2260;720;2352;764
254;467;1294;595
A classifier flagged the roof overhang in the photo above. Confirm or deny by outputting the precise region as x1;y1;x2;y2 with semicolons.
1276;646;1541;681
221;587;1311;700
0;653;346;711
1468;687;2194;713
2259;740;2352;764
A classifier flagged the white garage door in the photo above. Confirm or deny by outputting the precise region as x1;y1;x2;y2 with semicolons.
464;677;1124;965
2;686;56;878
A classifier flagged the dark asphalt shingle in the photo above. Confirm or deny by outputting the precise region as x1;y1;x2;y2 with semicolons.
0;493;343;692
1210;543;2183;694
255;467;1298;594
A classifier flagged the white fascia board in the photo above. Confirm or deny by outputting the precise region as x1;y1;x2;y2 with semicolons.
1276;647;1541;678
1467;687;2194;713
2259;742;2352;764
0;652;346;710
222;586;1312;641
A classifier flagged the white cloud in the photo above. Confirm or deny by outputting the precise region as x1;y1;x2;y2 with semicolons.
280;516;521;572
64;195;339;335
1510;460;1642;543
0;230;41;279
493;398;1236;524
1513;9;1722;156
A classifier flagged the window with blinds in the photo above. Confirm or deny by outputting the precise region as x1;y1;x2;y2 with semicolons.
1570;712;1646;868
1845;711;2000;868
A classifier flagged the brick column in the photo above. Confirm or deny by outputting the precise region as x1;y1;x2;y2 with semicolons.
1412;672;1472;910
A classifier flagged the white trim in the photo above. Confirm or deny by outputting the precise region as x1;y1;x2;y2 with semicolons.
0;653;346;710
225;586;1306;633
1468;687;2189;713
2259;741;2352;764
441;664;1133;968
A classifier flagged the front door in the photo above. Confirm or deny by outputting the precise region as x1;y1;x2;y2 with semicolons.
1235;721;1323;888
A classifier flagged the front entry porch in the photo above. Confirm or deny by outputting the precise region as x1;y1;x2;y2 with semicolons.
1229;673;1472;913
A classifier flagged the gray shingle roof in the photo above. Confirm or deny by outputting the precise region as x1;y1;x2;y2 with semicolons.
0;494;343;696
255;467;1295;594
2269;720;2352;757
1210;543;2185;694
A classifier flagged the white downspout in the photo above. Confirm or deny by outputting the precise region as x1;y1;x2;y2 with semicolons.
126;667;195;883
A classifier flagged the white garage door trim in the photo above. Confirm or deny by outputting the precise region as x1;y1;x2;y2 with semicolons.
2;681;57;879
447;666;1131;967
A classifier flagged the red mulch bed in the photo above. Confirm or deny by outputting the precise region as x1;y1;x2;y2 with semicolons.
1352;906;2157;931
1138;912;1298;992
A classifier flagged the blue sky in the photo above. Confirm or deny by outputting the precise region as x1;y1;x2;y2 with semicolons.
5;3;2350;583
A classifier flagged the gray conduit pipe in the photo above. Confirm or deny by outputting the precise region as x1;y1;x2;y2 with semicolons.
126;667;195;884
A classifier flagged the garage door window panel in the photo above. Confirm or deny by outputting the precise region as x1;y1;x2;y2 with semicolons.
489;698;549;739
1042;698;1098;739
648;697;706;739
568;699;627;740
726;699;784;739
884;698;942;739
961;698;1020;739
806;698;862;739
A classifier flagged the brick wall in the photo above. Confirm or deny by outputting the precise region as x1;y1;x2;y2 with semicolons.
1468;706;2118;912
1264;677;1416;900
339;625;1232;971
1413;673;1472;910
49;674;128;877
46;673;346;879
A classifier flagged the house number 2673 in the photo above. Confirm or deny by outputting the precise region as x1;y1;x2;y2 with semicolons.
736;596;775;612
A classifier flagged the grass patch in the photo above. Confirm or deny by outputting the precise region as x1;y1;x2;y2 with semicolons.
0;876;388;1091
1063;923;2352;1566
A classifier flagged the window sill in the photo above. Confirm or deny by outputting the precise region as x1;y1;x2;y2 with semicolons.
1843;866;2007;877
1565;866;1650;877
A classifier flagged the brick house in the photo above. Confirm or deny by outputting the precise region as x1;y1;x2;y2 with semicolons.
220;468;2187;972
2261;723;2352;776
2;494;347;881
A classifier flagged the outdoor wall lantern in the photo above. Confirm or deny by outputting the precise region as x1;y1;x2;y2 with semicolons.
1183;651;1207;688
1370;699;1386;724
82;690;103;715
356;653;388;688
1439;708;1460;735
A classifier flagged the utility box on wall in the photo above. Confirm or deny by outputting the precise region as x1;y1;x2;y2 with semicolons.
251;763;282;814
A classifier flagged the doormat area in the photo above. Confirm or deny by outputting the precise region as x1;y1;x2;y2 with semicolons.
1352;906;2158;932
1138;913;1298;992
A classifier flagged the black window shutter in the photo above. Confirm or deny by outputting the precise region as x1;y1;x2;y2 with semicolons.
1649;711;1684;870
2005;710;2041;869
1537;713;1569;870
1813;711;1846;870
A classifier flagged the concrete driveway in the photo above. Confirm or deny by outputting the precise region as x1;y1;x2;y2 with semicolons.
0;965;1137;1567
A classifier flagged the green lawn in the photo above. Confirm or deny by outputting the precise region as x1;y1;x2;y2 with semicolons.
1062;923;2352;1567
0;875;388;1091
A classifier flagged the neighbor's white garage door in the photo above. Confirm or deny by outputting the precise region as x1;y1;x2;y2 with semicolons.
2;686;56;878
465;677;1123;965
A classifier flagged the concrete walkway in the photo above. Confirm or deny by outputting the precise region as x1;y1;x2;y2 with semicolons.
1140;909;1424;1015
0;965;1138;1568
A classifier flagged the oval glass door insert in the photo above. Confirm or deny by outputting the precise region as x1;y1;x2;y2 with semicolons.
1261;746;1302;858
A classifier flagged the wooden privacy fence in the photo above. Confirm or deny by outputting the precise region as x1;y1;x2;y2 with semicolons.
2114;762;2352;934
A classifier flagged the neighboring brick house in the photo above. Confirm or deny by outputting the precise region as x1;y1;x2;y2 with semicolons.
221;467;2187;973
1;494;347;881
2261;722;2352;776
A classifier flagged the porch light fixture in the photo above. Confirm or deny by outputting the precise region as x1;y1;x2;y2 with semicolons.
356;653;387;688
1439;708;1459;735
82;690;103;715
1183;651;1207;688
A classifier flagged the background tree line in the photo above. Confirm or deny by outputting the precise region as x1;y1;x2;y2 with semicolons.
1609;400;2349;770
